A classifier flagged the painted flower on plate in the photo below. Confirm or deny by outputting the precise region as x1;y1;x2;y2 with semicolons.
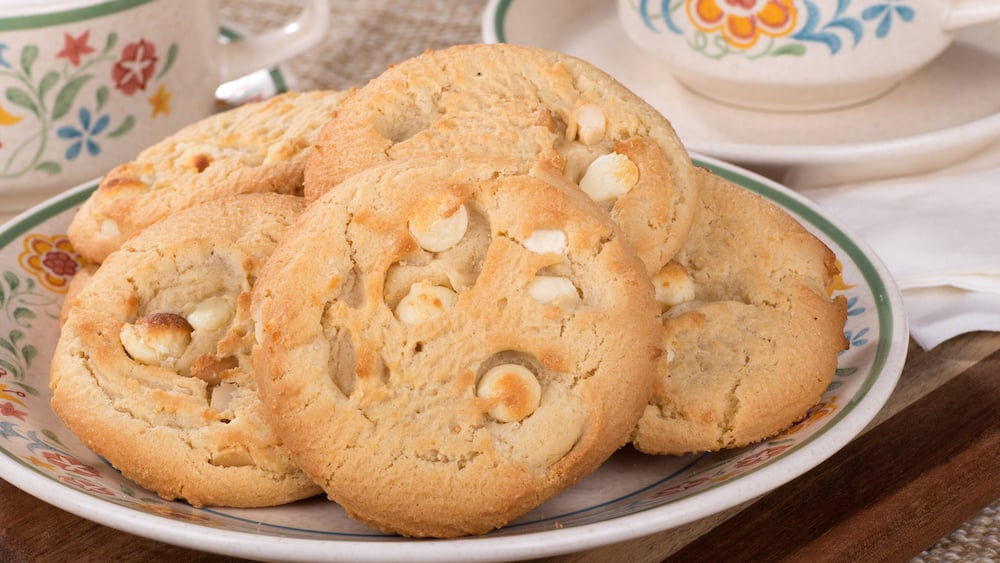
55;30;96;67
112;39;158;95
0;401;27;421
18;233;86;293
148;83;172;117
687;0;799;49
58;107;111;160
734;442;794;468
44;451;102;478
59;475;117;496
0;383;27;409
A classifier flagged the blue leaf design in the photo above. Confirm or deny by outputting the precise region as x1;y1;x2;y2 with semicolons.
793;1;844;54
86;138;100;156
91;113;110;136
661;0;683;34
65;140;82;160
796;0;823;35
805;31;842;54
826;19;863;45
861;5;888;20
78;106;91;131
57;126;82;139
0;421;26;441
896;6;915;22
639;0;657;31
875;13;892;37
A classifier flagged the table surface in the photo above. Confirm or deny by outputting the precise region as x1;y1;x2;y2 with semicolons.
2;1;998;562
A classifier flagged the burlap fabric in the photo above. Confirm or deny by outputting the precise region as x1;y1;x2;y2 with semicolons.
221;2;999;561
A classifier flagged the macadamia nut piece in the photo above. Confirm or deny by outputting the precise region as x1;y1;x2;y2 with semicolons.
522;229;567;255
120;313;193;365
409;204;469;252
477;363;542;423
579;153;639;203
652;261;696;309
527;276;580;309
395;281;459;324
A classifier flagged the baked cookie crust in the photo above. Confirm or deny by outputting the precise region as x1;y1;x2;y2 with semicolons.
304;44;697;276
632;168;850;455
51;193;320;507
254;157;663;537
67;90;345;264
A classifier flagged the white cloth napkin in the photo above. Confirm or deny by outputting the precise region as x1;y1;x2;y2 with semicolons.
797;149;1000;350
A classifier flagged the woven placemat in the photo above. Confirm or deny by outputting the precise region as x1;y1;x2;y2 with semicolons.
220;2;1000;561
221;0;484;91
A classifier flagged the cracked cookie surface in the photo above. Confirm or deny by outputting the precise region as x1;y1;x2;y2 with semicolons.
253;157;662;537
304;43;697;277
50;193;320;507
631;168;850;456
67;90;345;264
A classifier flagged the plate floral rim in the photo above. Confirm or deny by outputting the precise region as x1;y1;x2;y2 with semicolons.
0;155;908;562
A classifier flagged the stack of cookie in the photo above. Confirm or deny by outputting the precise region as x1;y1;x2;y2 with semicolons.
51;44;848;537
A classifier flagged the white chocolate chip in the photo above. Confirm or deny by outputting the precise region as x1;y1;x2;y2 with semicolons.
186;296;233;332
477;363;542;423
409;204;469;252
522;229;567;255
395;281;458;324
652;261;696;309
100;219;120;238
528;276;580;308
210;381;239;413
574;104;606;146
120;313;193;365
665;348;676;363
579;153;639;203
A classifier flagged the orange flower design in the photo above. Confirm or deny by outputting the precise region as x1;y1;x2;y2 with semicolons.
17;233;87;293
826;258;855;296
688;0;798;49
773;396;838;440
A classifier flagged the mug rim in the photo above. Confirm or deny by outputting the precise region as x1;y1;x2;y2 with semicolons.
0;0;157;31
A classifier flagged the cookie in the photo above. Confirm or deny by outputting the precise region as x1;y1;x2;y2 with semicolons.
631;168;850;455
304;43;697;276
253;157;663;537
50;193;321;507
58;263;96;326
67;89;346;264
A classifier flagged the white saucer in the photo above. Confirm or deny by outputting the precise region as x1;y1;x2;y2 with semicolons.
483;0;1000;187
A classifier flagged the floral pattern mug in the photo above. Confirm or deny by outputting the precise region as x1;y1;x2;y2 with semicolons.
618;0;1000;111
0;0;328;213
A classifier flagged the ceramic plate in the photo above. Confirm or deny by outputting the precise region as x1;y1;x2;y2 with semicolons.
0;155;907;562
483;0;1000;187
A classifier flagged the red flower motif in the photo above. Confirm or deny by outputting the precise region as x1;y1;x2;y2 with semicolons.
0;402;27;421
734;443;794;469
59;475;116;497
44;451;101;478
112;39;158;95
55;31;96;67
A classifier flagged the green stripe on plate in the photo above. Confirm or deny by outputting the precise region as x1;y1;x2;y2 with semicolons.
0;0;158;32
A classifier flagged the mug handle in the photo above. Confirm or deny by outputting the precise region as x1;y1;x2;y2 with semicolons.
219;0;329;82
944;0;1000;31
